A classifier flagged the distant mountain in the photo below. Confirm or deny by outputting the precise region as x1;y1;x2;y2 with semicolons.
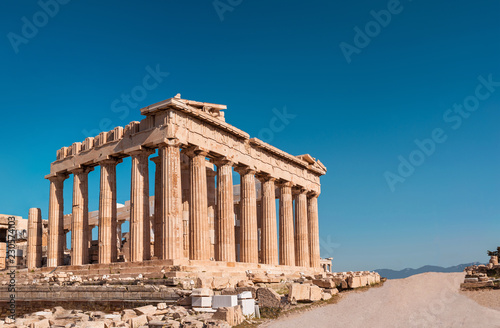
374;263;482;279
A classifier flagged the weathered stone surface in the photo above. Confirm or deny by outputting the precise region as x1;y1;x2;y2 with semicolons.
149;320;181;328
288;283;310;302
347;276;362;289
29;319;50;328
205;319;231;328
181;319;204;328
129;315;148;328
309;285;322;301
134;305;157;316
312;279;335;288
321;292;332;301
212;305;244;326
257;287;282;308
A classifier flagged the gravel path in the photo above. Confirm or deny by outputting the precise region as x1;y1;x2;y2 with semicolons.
263;272;500;328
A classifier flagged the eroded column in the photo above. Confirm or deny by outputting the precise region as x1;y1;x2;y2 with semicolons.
294;188;310;267
236;167;258;263
47;174;67;267
187;149;210;260
98;158;121;264
160;141;183;260
27;208;42;270
151;156;163;259
215;160;235;262
260;176;278;265
129;149;153;262
71;167;92;266
278;181;294;266
308;193;320;268
207;168;217;260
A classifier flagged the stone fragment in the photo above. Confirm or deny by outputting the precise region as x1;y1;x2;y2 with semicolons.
129;314;148;328
312;279;335;288
237;280;254;288
321;293;332;301
148;320;181;328
134;305;157;316
212;306;244;326
29;319;50;328
205;320;231;328
181;319;204;328
122;309;138;321
288;283;310;302
309;285;322;301
157;303;167;310
257;288;282;308
191;288;213;296
212;295;238;308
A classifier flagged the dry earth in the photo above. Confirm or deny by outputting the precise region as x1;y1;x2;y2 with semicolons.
263;272;500;328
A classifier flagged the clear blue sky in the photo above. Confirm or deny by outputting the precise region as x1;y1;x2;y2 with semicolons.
1;0;499;272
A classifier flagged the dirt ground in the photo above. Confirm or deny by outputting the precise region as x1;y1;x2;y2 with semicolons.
263;272;500;328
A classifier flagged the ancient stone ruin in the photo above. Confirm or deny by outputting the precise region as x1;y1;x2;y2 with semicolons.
0;94;384;327
30;94;326;272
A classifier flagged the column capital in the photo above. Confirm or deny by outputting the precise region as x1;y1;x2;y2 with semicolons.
206;168;217;177
255;172;276;183
307;191;320;198
211;157;234;168
97;157;123;166
292;185;307;195
276;180;293;188
150;156;161;165
181;145;208;158
158;138;182;148
127;147;155;157
234;165;256;176
69;166;94;175
46;173;69;182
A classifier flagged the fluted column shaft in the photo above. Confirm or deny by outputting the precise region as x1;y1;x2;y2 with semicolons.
130;150;152;262
308;194;320;268
188;151;209;260
71;167;92;266
181;155;190;259
47;175;66;267
161;142;183;260
215;160;235;262
279;182;295;266
151;156;163;259
207;168;217;260
98;159;120;264
261;177;278;265
27;208;42;270
294;189;310;267
238;168;258;263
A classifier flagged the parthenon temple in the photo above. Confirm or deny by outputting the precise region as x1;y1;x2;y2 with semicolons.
28;94;327;273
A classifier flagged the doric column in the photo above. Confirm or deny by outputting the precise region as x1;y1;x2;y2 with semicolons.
159;141;183;260
181;154;190;259
235;167;258;263
308;193;320;268
186;148;210;260
129;149;153;262
27;208;42;270
207;167;217;260
294;188;310;267
98;158;121;264
71;167;93;266
151;156;163;259
259;175;278;265
215;159;235;262
278;181;294;266
117;221;123;255
47;174;67;267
